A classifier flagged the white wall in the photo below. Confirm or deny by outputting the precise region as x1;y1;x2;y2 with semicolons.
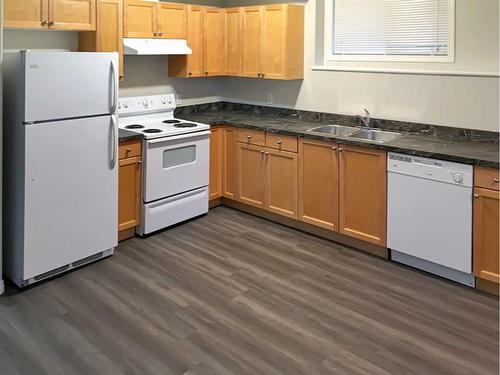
3;0;499;131
220;0;500;132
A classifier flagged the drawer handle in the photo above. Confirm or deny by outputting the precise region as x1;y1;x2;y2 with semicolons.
494;177;499;183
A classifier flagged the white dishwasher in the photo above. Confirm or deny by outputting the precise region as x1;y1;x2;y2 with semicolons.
387;153;475;286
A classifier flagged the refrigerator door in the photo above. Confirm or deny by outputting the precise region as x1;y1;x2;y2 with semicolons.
23;115;118;280
24;51;118;123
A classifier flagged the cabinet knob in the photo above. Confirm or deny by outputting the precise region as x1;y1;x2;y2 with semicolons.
138;160;142;165
474;193;480;198
257;73;261;78
261;73;265;78
265;152;269;155
247;135;252;140
158;32;163;37
494;177;499;183
332;146;337;151
47;20;54;26
277;140;282;145
339;148;344;152
41;20;48;26
188;72;192;76
260;150;265;155
126;148;132;153
205;71;209;75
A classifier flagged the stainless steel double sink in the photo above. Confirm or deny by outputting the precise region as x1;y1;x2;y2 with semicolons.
306;124;403;144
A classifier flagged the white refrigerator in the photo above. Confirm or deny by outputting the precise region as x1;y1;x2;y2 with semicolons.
3;51;119;287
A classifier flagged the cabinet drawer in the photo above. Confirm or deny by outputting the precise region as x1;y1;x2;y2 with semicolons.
119;140;142;159
475;166;499;191
236;129;266;146
265;133;298;152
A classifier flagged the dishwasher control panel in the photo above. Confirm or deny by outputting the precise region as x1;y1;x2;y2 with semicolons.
388;153;473;187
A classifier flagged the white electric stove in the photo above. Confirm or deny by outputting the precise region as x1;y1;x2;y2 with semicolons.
118;94;210;235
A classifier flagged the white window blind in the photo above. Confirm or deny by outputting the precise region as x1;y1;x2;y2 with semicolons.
333;0;451;57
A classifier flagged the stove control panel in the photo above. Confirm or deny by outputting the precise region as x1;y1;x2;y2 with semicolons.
118;94;176;116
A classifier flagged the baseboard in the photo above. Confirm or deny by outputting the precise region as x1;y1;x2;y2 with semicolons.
209;198;222;208
119;227;136;242
219;198;388;259
476;278;499;296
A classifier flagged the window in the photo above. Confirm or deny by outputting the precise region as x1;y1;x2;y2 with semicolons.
325;0;455;62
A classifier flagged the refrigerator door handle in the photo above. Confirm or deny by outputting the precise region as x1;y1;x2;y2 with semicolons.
110;59;118;114
110;115;118;169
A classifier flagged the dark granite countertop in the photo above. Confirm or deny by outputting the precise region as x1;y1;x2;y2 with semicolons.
178;111;499;168
119;128;143;143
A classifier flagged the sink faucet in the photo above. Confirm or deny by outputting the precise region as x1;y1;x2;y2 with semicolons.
356;109;371;128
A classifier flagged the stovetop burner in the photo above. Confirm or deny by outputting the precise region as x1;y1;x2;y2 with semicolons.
125;124;145;129
162;119;181;124
143;129;163;134
174;123;198;128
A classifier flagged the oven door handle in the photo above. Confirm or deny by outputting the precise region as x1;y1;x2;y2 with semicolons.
146;130;211;145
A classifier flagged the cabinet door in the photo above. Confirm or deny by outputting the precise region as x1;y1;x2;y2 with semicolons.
473;188;500;284
266;148;298;219
209;127;223;201
203;7;224;76
124;0;157;38
339;145;387;246
224;8;241;76
261;5;285;80
186;5;204;77
49;0;96;30
4;0;48;29
97;0;123;79
241;6;262;78
299;139;339;230
222;127;237;199
119;156;142;232
158;2;187;39
237;143;266;209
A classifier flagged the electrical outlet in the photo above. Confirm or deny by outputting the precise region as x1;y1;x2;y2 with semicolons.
267;94;273;104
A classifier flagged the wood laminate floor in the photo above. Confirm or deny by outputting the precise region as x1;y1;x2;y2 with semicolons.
0;207;498;375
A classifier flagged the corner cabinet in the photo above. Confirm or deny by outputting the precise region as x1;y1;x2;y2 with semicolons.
473;167;500;293
79;0;124;79
119;140;142;241
5;0;96;30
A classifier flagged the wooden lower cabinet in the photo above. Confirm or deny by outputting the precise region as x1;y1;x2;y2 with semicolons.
339;145;387;246
266;148;298;218
209;127;223;200
222;127;237;199
298;139;339;230
237;143;267;208
473;186;500;286
118;141;142;240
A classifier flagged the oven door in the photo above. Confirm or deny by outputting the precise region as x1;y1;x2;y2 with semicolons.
144;131;210;202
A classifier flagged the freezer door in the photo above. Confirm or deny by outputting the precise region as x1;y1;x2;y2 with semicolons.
24;51;118;123
23;116;118;280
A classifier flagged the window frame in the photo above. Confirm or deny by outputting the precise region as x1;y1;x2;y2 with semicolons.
324;0;456;63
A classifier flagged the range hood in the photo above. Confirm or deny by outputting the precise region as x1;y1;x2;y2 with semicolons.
123;38;192;55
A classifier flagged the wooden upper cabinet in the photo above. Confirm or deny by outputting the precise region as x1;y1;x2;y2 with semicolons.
49;0;96;30
158;2;187;39
5;0;96;30
79;0;123;79
237;143;267;209
241;6;262;78
204;7;224;76
124;0;157;38
186;5;204;77
4;0;49;29
224;8;242;76
339;145;387;246
261;5;285;80
266;149;298;219
299;139;339;231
